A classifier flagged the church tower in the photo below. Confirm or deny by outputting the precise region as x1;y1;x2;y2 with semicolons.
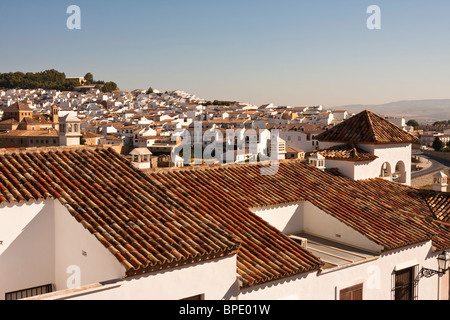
51;105;59;130
58;112;81;146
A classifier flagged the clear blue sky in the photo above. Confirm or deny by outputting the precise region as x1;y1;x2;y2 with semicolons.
1;0;450;107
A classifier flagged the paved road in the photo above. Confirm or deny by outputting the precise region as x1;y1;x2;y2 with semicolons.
411;153;450;179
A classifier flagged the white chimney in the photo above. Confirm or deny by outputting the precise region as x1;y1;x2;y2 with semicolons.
309;153;326;171
432;171;448;192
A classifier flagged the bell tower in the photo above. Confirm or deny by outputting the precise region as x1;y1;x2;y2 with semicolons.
51;105;59;130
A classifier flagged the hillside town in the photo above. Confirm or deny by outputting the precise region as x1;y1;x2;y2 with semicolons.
0;86;418;166
1;84;450;302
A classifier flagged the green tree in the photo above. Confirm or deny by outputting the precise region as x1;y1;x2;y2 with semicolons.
432;137;445;151
102;81;118;93
406;119;419;129
146;87;154;94
84;72;94;84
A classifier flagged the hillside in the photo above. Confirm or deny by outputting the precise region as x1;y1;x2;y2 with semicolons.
335;99;450;123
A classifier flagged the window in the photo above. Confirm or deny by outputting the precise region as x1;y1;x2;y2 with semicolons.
393;266;418;300
340;283;363;300
5;284;53;300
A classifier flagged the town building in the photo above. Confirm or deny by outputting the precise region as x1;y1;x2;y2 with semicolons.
0;103;81;148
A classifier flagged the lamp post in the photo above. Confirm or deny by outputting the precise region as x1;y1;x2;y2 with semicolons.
418;251;450;279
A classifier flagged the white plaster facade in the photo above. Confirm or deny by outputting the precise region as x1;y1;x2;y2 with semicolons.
249;201;448;300
319;142;412;185
0;199;239;301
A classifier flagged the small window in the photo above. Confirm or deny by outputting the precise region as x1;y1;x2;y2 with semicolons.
393;266;418;300
340;283;363;300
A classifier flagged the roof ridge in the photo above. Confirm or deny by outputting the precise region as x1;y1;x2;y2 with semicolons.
365;110;378;142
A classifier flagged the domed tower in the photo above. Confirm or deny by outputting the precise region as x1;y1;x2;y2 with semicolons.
315;110;417;185
58;111;81;146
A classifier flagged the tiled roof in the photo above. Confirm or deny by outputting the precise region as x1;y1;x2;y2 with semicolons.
1;147;449;288
355;178;450;251
147;161;450;284
317;144;378;162
0;129;58;137
4;102;33;112
0;148;240;277
315;110;417;144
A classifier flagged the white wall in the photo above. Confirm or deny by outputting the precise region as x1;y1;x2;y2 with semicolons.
41;255;239;300
53;200;125;292
0;200;55;299
0;199;126;300
302;202;383;253
362;143;412;185
252;201;382;253
252;202;303;234
318;142;412;185
239;241;439;300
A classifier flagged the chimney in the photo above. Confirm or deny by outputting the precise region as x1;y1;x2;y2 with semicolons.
309;153;326;171
432;171;448;192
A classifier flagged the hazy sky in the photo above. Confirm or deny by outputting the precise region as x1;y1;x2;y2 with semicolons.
1;0;450;108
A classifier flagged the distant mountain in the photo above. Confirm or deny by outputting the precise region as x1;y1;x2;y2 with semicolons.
334;99;450;124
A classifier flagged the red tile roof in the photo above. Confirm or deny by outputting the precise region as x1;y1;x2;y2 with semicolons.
1;147;449;288
0;148;240;277
316;110;417;144
317;144;378;162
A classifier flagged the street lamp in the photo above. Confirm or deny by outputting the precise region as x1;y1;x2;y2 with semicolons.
418;251;450;279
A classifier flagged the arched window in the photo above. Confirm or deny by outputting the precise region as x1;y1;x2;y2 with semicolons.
380;162;392;178
394;161;407;184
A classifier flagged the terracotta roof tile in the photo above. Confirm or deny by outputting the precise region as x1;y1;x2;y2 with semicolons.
317;144;378;162
1;146;449;288
316;110;417;144
0;148;240;278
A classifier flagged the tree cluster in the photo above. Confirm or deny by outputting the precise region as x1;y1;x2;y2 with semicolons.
204;100;236;106
432;120;450;126
0;69;77;91
0;69;118;93
432;137;450;152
